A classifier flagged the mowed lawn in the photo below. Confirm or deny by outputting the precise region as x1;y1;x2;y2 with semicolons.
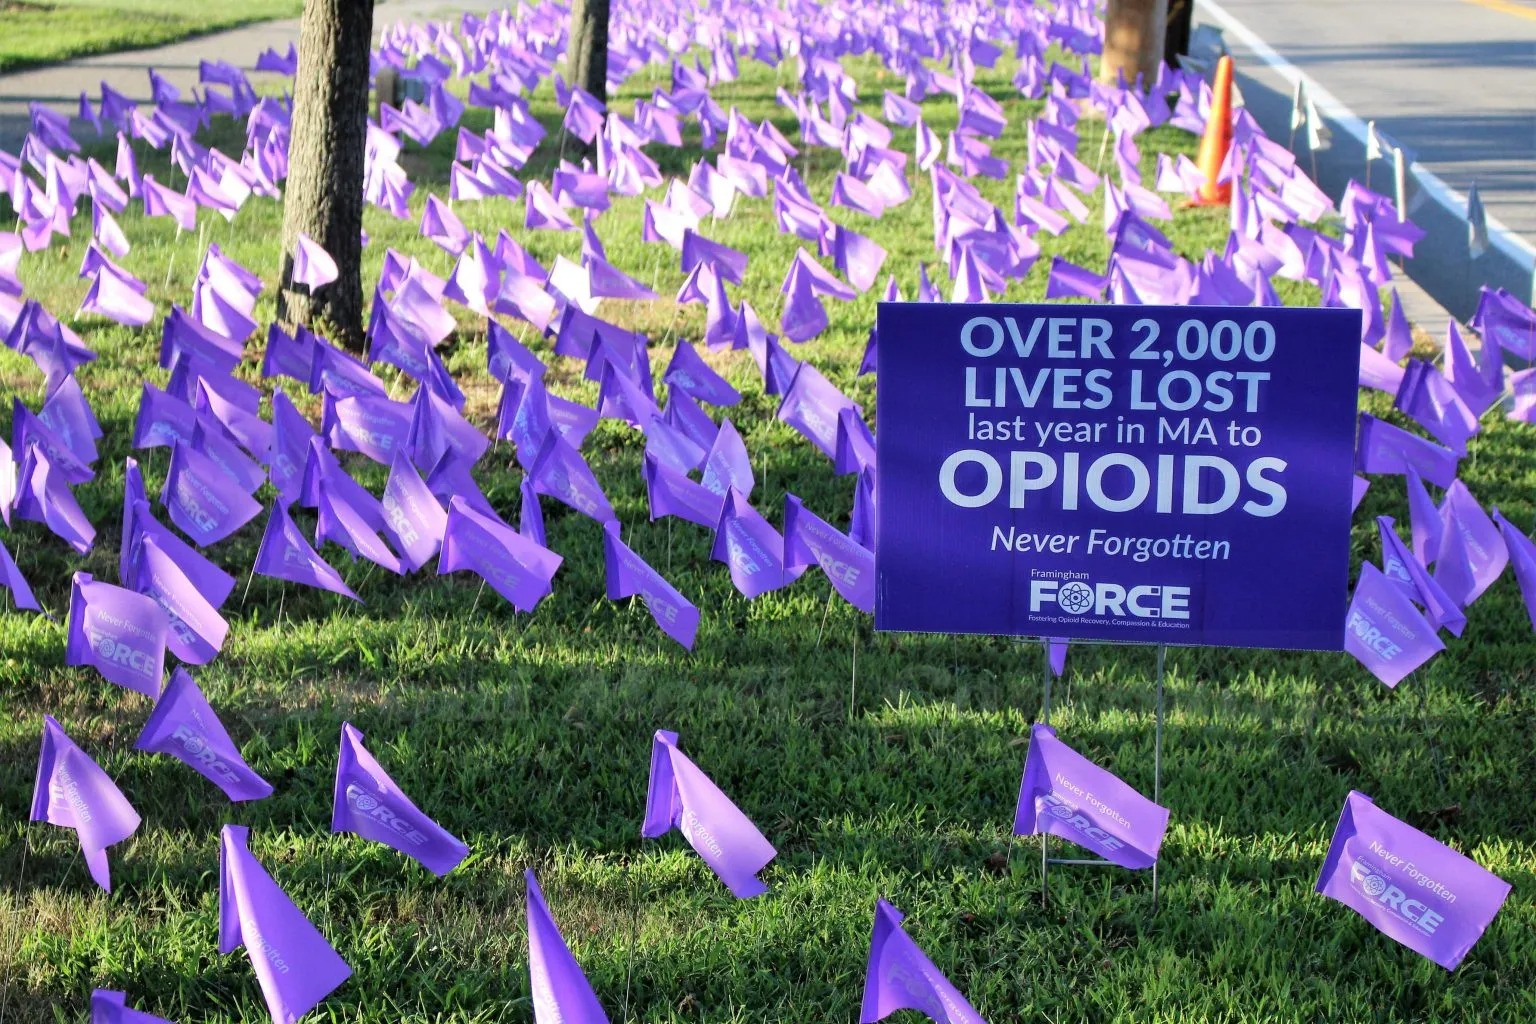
2;40;1535;1024
0;0;301;74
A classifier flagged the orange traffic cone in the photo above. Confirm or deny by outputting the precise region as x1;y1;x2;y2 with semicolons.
1192;55;1234;206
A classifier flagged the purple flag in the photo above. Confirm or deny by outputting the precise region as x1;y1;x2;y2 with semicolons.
1317;790;1510;970
317;476;403;575
135;668;273;801
1394;360;1478;455
643;413;707;474
291;233;338;289
1438;481;1508;605
270;390;317;503
1012;723;1168;869
1345;563;1445;687
665;340;741;407
526;869;611;1024
65;572;167;696
32;716;141;891
438;496;562;612
253;503;359;601
0;535;42;612
219;824;352;1022
860;899;989;1024
123;494;235;609
131;533;229;664
700;418;754;500
333;722;467;876
90;990;176;1024
162;441;261;546
14;447;96;552
486;320;546;385
519;476;546;547
325;391;413;466
1356;414;1459;488
1376;516;1466;636
1493;509;1536;630
0;434;14;526
778;363;858;461
80;262;155;326
784;494;874;613
1045;256;1107;300
15;399;94;484
529;432;618;525
711;489;806;598
133;382;196;450
643;452;723;529
642;729;775;897
382;450;446;572
604;522;701;649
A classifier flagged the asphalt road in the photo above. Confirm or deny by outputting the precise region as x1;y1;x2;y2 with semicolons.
1195;0;1536;319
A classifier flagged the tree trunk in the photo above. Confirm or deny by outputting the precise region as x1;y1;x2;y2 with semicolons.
1100;0;1170;87
1163;0;1195;70
567;0;611;103
278;0;374;352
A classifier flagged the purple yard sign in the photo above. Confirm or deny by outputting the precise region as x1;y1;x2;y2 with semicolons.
876;303;1361;649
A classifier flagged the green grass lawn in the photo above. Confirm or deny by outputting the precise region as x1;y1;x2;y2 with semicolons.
0;0;301;74
1;42;1535;1024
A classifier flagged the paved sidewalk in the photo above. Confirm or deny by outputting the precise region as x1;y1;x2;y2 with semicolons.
0;0;501;151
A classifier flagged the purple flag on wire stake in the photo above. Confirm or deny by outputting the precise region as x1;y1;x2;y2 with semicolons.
32;716;141;891
219;824;352;1023
642;729;775;897
1048;639;1069;678
1356;414;1459;488
526;869;611;1024
643;452;723;529
124;496;235;610
860;899;989;1024
316;476;404;575
291;233;338;289
439;496;562;612
135;668;272;801
1376;516;1466;637
603;522;700;649
1012;723;1168;869
700;419;753;500
1395;360;1478;455
784;494;874;613
382;451;446;572
1438;481;1508;605
711;489;806;598
643;413;707;474
80;263;155;326
253;502;359;601
162;440;262;546
90;990;176;1024
1316;790;1509;970
665;340;740;407
1493;509;1536;630
14;445;95;552
778;362;858;461
0;536;42;612
131;534;229;664
65;572;167;696
1344;563;1444;687
333;722;467;876
529;431;618;525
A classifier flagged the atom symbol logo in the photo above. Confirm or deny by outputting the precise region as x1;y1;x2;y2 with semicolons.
1057;581;1095;614
1362;874;1388;897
